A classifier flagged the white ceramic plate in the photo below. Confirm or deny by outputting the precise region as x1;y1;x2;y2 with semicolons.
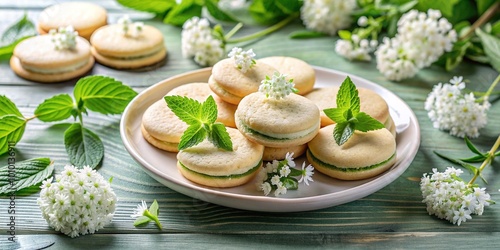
120;66;420;212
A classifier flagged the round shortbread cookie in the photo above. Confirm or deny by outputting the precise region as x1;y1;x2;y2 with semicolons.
38;2;107;40
262;144;307;161
10;35;94;82
209;58;277;105
90;24;167;69
258;56;315;95
177;127;264;188
307;124;397;180
235;92;320;147
305;87;390;127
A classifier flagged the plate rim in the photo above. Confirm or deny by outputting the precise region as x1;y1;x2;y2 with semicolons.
120;66;421;212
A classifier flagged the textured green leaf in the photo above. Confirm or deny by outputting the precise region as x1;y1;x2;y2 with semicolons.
0;158;53;195
323;107;347;124
477;0;497;15
354;112;385;132
200;96;217;124
164;95;202;125
276;0;301;14
0;115;26;155
133;216;151;227
249;0;286;25
333;122;354;146
205;0;237;22
281;177;298;190
73;76;137;115
163;0;203;26
207;123;233;151
0;95;22;117
64;123;103;169
336;76;360;113
459;154;487;163
178;123;206;150
416;0;475;24
476;29;500;72
34;94;74;122
464;137;483;155
116;0;176;15
0;14;36;60
150;199;159;217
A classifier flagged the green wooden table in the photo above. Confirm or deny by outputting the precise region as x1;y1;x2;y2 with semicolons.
1;1;500;249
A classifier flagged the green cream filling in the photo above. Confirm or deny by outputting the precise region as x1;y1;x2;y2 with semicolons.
240;122;289;141
307;149;396;173
179;160;262;179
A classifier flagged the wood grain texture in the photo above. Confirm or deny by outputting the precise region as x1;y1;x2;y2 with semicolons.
1;0;500;248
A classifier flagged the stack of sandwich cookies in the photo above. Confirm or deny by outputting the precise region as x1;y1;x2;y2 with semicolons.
10;27;94;82
37;2;107;40
177;127;264;188
258;56;315;95
90;16;167;69
307;124;397;180
141;83;236;152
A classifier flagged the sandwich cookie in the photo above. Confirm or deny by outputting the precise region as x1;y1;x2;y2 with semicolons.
10;32;94;83
177;127;264;188
37;2;107;40
208;58;277;105
90;21;167;69
258;56;315;95
141;83;236;152
262;144;307;161
307;124;397;180
235;92;320;148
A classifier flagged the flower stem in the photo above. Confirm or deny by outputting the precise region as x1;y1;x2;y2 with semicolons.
224;22;243;41
226;14;298;44
468;135;500;186
477;74;500;103
144;210;162;230
460;1;500;41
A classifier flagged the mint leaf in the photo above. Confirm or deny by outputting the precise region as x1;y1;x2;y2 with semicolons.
323;107;348;124
64;123;103;169
164;95;202;125
34;94;74;122
476;29;500;72
178;123;206;150
0;158;53;195
336;76;360;114
205;0;237;22
0;115;26;155
73;76;137;115
117;0;176;15
133;216;152;227
0;95;22;117
354;112;385;132
0;14;36;60
207;123;233;151
200;95;217;124
163;0;203;26
333;122;355;146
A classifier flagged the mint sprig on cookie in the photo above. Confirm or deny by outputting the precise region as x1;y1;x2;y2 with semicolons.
324;76;385;146
164;95;233;151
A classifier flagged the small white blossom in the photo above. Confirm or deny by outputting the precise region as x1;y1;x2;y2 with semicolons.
375;9;457;81
420;167;492;225
259;72;297;99
131;200;148;218
181;16;224;66
357;16;368;27
335;38;378;61
298;162;315;186
117;15;144;38
260;182;272;196
284;152;296;168
49;26;78;50
275;182;287;196
300;0;357;36
37;165;117;237
279;166;291;177
425;76;490;138
228;47;256;73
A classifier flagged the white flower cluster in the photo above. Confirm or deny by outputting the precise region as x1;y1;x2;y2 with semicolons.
117;15;144;38
259;72;297;99
300;0;357;36
49;26;78;50
375;9;457;81
256;153;314;197
335;34;378;61
181;16;224;67
425;76;490;138
228;47;256;73
420;167;492;226
38;165;117;238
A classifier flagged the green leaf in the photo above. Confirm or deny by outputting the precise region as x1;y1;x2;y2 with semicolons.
477;0;497;15
434;151;479;176
336;76;360;113
491;20;500;36
289;30;327;39
275;0;301;14
416;0;475;24
0;115;26;155
354;112;385;132
205;0;237;22
164;95;202;125
150;199;160;217
73;76;137;115
116;0;176;15
0;14;36;60
133;216;151;227
445;40;471;71
249;0;286;25
333;122;354;146
459;154;487;163
164;0;203;26
464;137;483;155
200;96;217;124
337;30;352;40
0;158;53;195
397;0;418;13
323;107;348;124
476;28;500;72
64;123;103;169
34;94;74;122
207;123;233;151
0;95;22;117
178;123;206;150
281;177;298;190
